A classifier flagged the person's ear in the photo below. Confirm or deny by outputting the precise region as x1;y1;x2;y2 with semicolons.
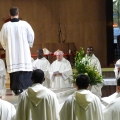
87;84;90;89
74;83;78;90
116;86;120;93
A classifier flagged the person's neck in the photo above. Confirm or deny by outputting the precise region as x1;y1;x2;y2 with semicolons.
11;15;19;19
38;56;43;59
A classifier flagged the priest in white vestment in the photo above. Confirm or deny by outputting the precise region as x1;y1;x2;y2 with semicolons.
0;59;7;95
60;74;104;120
83;47;103;99
49;50;72;89
15;69;60;120
33;49;50;88
0;99;16;120
114;59;120;79
0;7;34;95
103;77;120;120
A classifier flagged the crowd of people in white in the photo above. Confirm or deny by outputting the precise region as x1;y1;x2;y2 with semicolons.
0;47;119;120
0;6;120;120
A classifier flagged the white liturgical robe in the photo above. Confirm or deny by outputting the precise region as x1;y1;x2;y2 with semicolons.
83;54;103;98
60;90;104;120
33;57;50;87
0;99;16;120
49;58;72;89
0;20;34;73
102;92;120;106
0;59;7;95
16;84;60;120
114;59;120;79
103;93;120;120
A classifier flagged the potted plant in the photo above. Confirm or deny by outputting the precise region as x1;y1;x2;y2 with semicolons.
73;48;103;86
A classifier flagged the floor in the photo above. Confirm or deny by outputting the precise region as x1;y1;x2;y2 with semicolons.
2;87;76;109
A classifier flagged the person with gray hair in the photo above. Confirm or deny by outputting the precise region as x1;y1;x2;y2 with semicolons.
49;50;72;89
0;7;34;95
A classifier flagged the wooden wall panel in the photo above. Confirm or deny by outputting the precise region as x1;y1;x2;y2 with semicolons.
0;0;107;67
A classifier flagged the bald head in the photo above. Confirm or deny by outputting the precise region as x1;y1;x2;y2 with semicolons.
56;51;64;61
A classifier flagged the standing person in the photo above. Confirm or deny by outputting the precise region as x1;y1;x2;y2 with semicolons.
33;49;50;88
0;7;34;95
60;74;104;120
103;77;120;120
114;59;120;79
83;47;103;98
0;59;7;95
49;50;72;89
0;99;16;120
15;69;60;120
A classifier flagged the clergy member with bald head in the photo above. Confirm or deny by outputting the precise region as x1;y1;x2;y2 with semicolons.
49;50;72;89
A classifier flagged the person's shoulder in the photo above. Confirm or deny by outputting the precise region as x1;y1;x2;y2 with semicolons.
2;22;11;28
0;99;14;107
19;20;30;26
89;91;101;101
43;87;56;97
0;59;4;62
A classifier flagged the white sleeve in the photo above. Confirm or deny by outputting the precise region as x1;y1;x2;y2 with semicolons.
0;25;6;50
26;22;34;48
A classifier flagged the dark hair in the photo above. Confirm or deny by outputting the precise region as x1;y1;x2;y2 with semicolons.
76;74;90;89
10;7;19;16
38;49;43;53
117;78;120;86
31;69;44;83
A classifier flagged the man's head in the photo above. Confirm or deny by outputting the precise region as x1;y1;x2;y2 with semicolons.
31;69;45;84
87;47;93;56
116;78;120;93
37;49;44;59
75;74;90;90
56;51;64;61
10;7;19;18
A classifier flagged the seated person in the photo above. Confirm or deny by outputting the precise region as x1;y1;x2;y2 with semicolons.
15;69;60;120
0;59;7;95
49;50;72;89
60;74;104;120
103;78;120;120
33;49;50;88
0;99;16;120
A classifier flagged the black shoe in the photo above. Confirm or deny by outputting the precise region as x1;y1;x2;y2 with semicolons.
13;89;23;95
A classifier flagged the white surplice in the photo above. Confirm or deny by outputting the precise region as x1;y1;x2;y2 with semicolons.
103;93;120;120
0;20;34;73
60;90;104;120
49;58;72;89
83;54;103;99
31;57;34;63
0;99;16;120
101;92;120;106
15;84;60;120
0;59;7;95
32;57;50;87
114;59;120;79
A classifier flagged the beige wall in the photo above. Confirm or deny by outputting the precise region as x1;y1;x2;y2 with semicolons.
0;0;107;67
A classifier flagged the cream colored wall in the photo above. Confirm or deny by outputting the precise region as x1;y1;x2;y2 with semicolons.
0;0;107;67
